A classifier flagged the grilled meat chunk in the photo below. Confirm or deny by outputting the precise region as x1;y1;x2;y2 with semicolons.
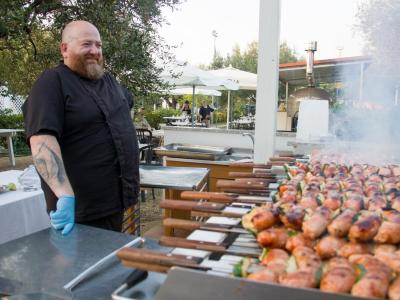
328;209;357;237
314;236;346;259
285;232;313;252
247;268;278;283
279;205;305;231
257;228;288;249
349;212;382;242
388;276;400;300
279;270;317;289
338;242;372;258
320;257;356;293
260;248;289;275
292;246;321;273
251;208;279;232
302;206;331;240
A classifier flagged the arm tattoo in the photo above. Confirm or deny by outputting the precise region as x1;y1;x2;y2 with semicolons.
33;143;66;184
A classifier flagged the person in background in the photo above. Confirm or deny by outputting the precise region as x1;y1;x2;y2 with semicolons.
22;20;140;235
181;100;191;116
199;100;214;127
165;97;177;109
136;107;152;130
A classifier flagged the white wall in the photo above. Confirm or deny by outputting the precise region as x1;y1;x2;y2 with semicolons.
163;126;296;153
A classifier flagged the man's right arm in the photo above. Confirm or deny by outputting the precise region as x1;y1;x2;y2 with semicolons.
30;135;74;197
30;134;76;235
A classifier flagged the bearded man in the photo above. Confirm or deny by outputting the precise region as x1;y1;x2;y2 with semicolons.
23;20;140;235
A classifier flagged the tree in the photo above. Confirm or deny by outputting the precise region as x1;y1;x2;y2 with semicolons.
209;51;224;70
0;0;182;97
280;41;301;64
357;0;400;79
209;40;300;72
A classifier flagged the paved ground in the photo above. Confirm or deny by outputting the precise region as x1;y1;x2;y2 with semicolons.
0;155;33;172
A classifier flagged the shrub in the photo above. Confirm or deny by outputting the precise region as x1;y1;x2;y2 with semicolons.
145;108;180;129
214;111;227;123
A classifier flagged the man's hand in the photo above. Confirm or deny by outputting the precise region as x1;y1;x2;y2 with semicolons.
50;195;75;235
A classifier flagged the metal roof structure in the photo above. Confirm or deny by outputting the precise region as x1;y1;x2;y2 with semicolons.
279;56;372;86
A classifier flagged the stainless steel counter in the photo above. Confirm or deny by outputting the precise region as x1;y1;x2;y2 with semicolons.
0;225;166;299
139;165;209;190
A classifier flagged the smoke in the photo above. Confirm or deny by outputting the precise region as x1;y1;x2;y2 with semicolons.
322;0;400;164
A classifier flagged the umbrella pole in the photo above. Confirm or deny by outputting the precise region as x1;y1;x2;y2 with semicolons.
226;90;231;129
192;85;196;127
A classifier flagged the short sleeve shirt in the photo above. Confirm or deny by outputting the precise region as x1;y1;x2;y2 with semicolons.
23;64;140;221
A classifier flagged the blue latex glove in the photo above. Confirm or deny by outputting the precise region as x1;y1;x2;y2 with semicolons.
50;195;75;236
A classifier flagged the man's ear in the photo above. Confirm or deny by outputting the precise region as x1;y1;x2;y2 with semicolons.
60;42;68;58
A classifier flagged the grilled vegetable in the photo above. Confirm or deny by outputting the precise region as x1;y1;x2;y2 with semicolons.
232;257;253;278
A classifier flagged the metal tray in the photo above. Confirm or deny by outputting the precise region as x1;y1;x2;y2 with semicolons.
154;144;232;161
153;267;368;300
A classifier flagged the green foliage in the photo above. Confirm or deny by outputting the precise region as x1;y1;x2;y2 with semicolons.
280;41;301;64
0;0;182;97
209;40;300;72
0;111;30;155
210;52;224;69
145;108;179;129
214;110;227;123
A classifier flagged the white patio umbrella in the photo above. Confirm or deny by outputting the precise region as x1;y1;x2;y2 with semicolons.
161;61;239;126
169;88;221;97
208;66;257;128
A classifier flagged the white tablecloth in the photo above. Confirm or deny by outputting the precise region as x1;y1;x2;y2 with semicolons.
0;170;50;245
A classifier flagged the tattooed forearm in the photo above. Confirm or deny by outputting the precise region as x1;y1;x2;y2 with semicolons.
33;142;66;184
30;134;74;197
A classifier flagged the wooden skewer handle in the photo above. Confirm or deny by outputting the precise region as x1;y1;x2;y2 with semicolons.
159;236;226;252
117;247;203;268
228;172;276;179
180;191;238;203
160;199;225;212
163;218;203;230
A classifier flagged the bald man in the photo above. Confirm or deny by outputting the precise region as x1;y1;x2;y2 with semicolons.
23;21;140;235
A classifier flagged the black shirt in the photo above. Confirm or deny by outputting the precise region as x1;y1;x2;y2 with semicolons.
199;105;214;120
23;64;140;222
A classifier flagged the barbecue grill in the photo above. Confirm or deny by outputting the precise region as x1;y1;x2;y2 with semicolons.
287;41;332;128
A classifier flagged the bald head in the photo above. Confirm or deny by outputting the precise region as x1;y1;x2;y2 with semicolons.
60;20;104;80
62;20;100;43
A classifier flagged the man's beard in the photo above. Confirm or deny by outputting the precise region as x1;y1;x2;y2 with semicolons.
69;53;104;80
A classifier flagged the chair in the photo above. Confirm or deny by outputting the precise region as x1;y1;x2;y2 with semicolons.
122;202;140;236
136;128;155;202
136;128;153;163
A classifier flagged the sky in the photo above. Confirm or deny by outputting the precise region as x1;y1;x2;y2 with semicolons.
159;0;368;66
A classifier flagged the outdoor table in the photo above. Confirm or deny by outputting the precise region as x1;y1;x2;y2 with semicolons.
139;164;209;191
163;116;187;125
0;170;50;245
230;119;255;130
0;225;166;299
139;165;210;236
0;129;23;166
